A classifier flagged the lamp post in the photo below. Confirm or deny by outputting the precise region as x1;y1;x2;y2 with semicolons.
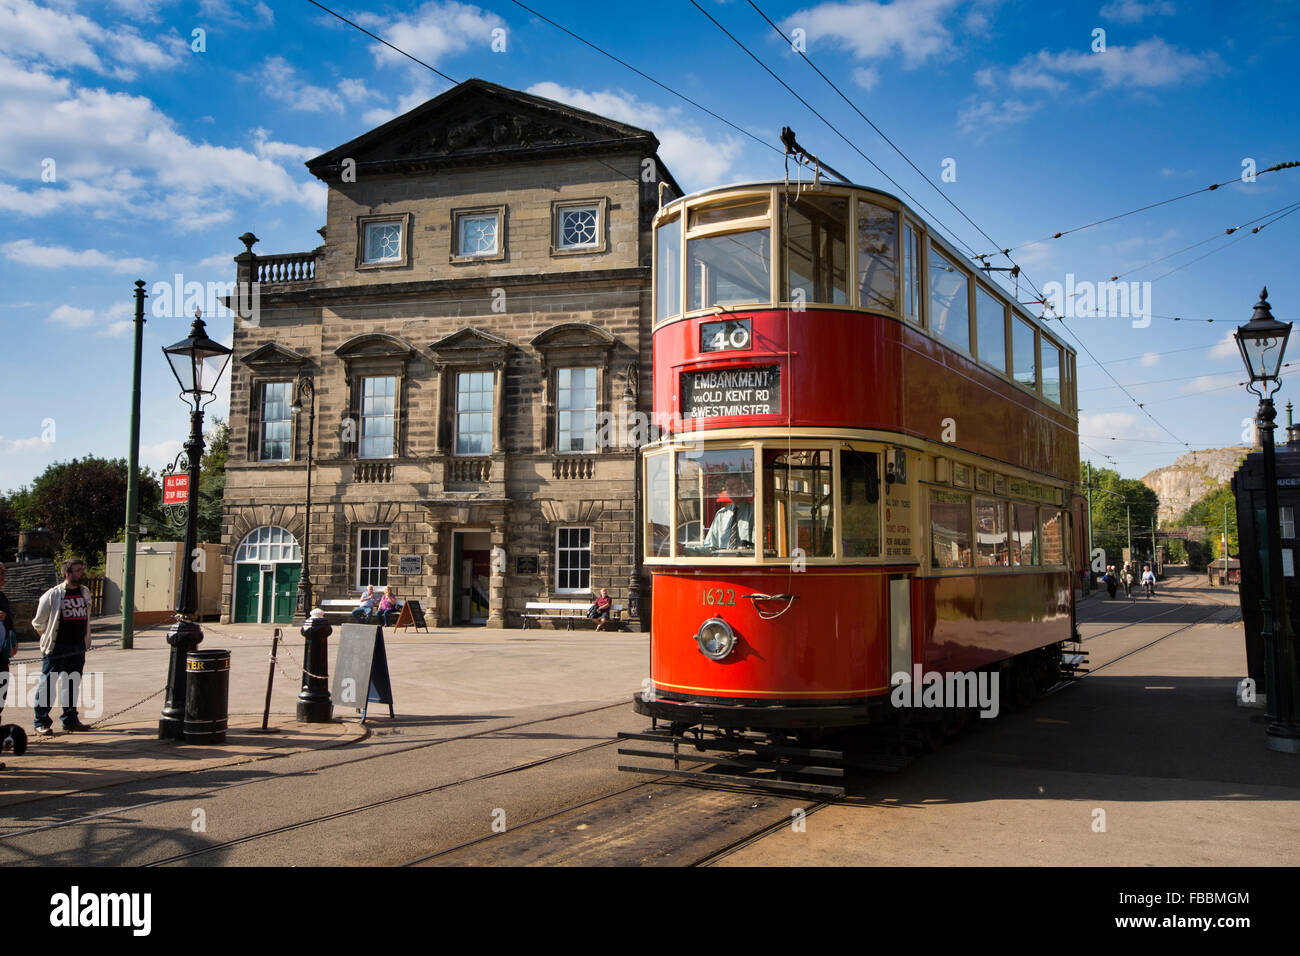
623;364;642;628
157;309;232;741
1235;286;1300;752
291;374;316;621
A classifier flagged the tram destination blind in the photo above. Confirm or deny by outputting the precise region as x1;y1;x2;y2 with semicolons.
681;365;780;419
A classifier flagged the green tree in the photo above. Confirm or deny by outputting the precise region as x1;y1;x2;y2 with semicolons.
1080;462;1161;566
0;494;19;561
12;457;161;568
1181;483;1238;561
138;418;228;544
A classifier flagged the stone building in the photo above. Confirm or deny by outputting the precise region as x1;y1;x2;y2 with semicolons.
219;79;679;628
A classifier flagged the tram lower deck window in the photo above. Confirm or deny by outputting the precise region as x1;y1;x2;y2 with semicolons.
930;489;972;569
676;448;756;557
762;449;834;558
840;449;881;557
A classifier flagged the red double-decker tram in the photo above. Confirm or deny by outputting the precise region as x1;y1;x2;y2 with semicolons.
622;178;1080;789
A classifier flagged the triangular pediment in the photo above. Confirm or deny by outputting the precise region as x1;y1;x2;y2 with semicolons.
335;332;418;361
429;326;512;354
530;322;616;352
307;79;659;177
242;342;310;369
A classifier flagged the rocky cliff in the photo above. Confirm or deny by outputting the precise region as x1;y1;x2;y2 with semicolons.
1141;447;1250;524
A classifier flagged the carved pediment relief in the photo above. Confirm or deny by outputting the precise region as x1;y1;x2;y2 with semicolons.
335;332;418;363
429;326;512;356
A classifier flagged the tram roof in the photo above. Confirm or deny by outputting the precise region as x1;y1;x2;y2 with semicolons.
657;179;1072;354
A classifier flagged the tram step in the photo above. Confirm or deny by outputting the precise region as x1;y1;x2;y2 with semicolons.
618;764;846;799
617;747;845;778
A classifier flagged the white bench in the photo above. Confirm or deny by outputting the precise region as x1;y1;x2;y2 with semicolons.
319;599;395;624
521;601;625;630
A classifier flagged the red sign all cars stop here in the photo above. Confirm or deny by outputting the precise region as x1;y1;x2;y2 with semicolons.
163;474;189;505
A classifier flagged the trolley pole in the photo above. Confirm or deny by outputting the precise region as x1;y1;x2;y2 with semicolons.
121;280;147;650
1084;461;1094;590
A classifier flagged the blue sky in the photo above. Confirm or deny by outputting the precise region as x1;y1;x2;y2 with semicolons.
1;0;1297;496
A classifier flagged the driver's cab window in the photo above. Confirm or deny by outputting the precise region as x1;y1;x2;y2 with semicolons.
676;448;755;557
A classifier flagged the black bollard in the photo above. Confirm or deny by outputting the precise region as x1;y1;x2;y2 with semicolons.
297;611;333;722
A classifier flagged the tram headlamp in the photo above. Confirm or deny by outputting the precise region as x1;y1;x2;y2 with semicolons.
694;618;736;661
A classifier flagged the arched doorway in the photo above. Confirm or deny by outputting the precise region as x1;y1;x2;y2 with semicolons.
233;526;302;623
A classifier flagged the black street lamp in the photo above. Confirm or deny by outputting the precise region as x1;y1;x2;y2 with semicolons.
157;309;232;740
1235;286;1300;753
291;374;316;621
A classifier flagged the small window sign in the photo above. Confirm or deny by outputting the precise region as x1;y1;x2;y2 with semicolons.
700;319;752;352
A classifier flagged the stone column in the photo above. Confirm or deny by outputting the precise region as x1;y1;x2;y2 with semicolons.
487;522;507;628
425;519;442;628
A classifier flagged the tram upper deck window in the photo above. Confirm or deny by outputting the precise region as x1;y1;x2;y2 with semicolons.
677;448;756;557
687;230;772;312
857;202;898;314
840;449;882;557
783;195;848;306
928;245;971;354
656;214;681;322
930;489;973;569
645;451;672;558
902;221;922;325
762;449;834;558
1042;339;1063;405
1011;317;1037;392
975;286;1007;373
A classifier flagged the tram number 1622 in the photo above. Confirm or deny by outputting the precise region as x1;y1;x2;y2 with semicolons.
702;587;737;606
701;319;751;353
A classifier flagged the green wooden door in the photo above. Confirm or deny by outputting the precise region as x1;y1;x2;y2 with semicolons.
234;564;260;623
273;564;301;624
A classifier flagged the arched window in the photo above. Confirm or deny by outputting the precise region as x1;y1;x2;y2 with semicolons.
235;526;302;563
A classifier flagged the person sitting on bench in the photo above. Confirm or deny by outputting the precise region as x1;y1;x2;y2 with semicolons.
352;585;379;623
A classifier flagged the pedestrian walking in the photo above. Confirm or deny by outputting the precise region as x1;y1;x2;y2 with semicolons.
0;562;12;725
1123;565;1134;600
1104;565;1118;600
1142;564;1156;598
31;559;94;735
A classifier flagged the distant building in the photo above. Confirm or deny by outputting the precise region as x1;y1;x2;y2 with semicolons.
220;79;679;627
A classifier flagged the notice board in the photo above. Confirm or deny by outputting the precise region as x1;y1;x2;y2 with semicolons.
331;623;395;722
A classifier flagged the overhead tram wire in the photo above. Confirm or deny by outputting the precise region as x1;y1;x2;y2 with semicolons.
975;161;1300;260
306;0;458;82
685;0;981;259
1146;202;1300;283
698;1;1193;452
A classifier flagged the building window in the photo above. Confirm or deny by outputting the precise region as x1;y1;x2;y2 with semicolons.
557;367;597;452
1283;507;1295;539
555;527;592;593
363;221;403;263
554;201;603;252
359;376;397;459
455;370;494;456
357;528;389;588
259;381;293;461
235;525;301;563
452;207;505;260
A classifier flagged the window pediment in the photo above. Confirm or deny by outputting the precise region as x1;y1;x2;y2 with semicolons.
429;327;512;366
530;323;615;355
335;333;418;367
242;343;310;370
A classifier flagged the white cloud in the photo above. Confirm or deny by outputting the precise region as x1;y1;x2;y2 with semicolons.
1100;0;1176;23
526;83;744;187
1208;331;1238;360
140;439;184;470
1;435;52;454
852;66;880;91
363;83;443;128
1140;351;1160;367
47;299;135;335
0;0;185;80
260;57;374;114
252;127;321;164
6;239;154;273
0;54;326;227
1183;373;1235;393
198;0;274;27
48;304;95;327
782;0;962;67
958;96;1039;137
1005;39;1224;93
354;1;505;69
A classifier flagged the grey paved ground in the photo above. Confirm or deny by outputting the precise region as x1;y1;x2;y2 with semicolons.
3;570;1291;867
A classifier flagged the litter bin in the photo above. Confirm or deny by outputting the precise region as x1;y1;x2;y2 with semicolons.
184;649;231;744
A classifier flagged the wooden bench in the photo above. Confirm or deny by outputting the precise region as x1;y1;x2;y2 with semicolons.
319;599;394;624
521;601;625;630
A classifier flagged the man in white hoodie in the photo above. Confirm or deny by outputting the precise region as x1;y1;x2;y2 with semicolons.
31;559;94;734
